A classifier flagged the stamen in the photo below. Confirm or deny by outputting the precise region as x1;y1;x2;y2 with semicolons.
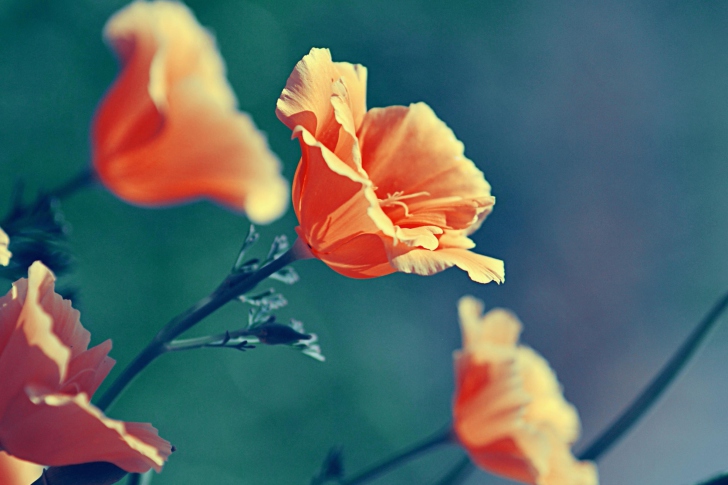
378;191;430;218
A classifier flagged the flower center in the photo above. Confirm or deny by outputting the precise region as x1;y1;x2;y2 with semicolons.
378;191;430;218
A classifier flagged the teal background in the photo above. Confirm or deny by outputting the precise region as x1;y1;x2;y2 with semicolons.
2;1;728;484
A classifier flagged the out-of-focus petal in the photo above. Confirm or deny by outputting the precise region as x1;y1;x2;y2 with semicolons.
0;452;42;485
93;1;287;222
452;297;598;485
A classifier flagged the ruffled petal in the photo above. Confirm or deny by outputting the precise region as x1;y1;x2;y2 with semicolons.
0;264;70;416
277;48;366;145
0;262;171;473
389;247;505;284
277;48;367;173
359;103;493;230
0;389;171;473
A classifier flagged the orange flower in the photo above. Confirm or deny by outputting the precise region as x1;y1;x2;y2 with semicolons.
92;0;288;224
276;48;504;282
0;452;42;485
0;262;172;473
452;296;598;485
0;227;10;266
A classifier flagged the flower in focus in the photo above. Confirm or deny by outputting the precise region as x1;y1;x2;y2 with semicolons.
92;0;288;224
0;261;172;473
0;452;42;485
0;227;10;266
452;296;598;485
276;48;504;283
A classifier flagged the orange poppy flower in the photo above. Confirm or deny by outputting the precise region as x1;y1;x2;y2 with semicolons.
452;296;598;485
276;48;504;282
92;1;288;224
0;261;172;473
0;227;10;266
0;452;42;485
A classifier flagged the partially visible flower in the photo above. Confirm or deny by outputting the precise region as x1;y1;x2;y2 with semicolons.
0;261;172;473
452;296;597;485
92;0;288;224
0;227;10;266
276;48;503;283
0;452;42;485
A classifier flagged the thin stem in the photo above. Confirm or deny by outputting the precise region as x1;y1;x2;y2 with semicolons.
432;456;474;485
95;242;304;412
578;290;728;461
341;426;454;485
165;330;258;352
695;470;728;485
43;168;97;201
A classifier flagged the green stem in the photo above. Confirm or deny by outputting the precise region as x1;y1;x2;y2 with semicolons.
432;456;473;485
341;426;453;485
578;290;728;461
95;240;307;412
43;168;97;201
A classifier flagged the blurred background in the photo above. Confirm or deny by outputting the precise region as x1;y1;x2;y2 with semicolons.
1;0;728;484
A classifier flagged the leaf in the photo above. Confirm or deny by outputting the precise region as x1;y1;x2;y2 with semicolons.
269;267;300;285
232;225;259;271
239;290;288;311
265;234;289;263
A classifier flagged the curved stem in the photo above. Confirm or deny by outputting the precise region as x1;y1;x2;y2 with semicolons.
342;426;454;485
432;456;474;485
578;290;728;461
694;470;728;485
95;241;305;412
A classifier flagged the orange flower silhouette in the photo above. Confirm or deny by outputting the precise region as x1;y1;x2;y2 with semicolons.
453;296;598;485
92;0;288;224
0;227;10;266
0;262;172;473
0;452;42;485
276;48;504;282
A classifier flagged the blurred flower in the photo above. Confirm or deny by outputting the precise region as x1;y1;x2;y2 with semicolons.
0;452;42;485
452;296;597;485
92;0;288;224
0;227;10;266
276;48;503;282
0;262;172;473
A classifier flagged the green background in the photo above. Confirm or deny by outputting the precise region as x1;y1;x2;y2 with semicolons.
2;1;728;484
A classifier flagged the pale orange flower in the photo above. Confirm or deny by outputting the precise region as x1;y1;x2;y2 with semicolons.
0;227;10;266
452;296;598;485
92;0;288;224
276;48;504;282
0;261;172;473
0;452;43;485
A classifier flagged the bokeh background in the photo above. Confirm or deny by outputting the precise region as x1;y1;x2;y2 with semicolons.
1;0;728;484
